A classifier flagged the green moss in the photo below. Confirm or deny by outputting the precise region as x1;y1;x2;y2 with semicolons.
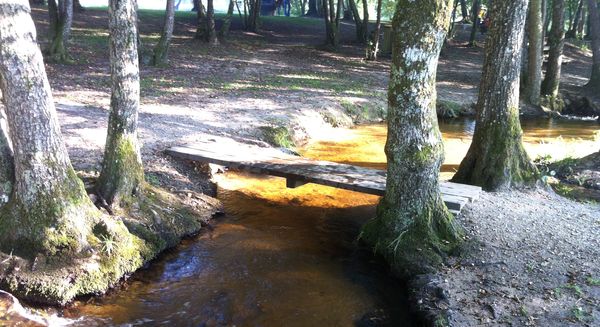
259;126;295;148
360;197;463;277
98;133;144;207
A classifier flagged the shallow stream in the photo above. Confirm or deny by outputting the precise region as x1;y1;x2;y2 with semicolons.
58;118;598;326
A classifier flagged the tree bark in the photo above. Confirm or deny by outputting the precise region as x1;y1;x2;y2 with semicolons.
567;0;584;38
97;0;144;208
0;108;13;207
452;0;538;191
468;0;480;46
459;0;468;22
525;0;543;105
205;0;218;44
0;0;96;257
152;0;175;66
46;0;73;63
246;0;261;32
361;0;463;277
366;0;382;60
348;0;365;42
195;0;206;39
586;0;600;90
322;0;342;48
220;0;235;37
306;0;320;16
542;0;566;97
73;0;84;12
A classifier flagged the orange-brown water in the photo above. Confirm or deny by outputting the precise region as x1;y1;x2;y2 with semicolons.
61;118;598;326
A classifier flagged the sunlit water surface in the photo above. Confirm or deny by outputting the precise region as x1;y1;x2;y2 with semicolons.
57;118;598;326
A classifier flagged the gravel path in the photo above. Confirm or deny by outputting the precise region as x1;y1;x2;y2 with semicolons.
428;189;600;326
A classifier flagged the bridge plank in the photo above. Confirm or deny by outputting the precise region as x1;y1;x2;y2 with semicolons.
166;142;482;213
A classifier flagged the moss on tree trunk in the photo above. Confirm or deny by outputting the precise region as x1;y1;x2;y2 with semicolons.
219;0;235;38
452;0;538;191
525;0;543;105
0;0;94;257
586;0;600;91
541;0;566;97
360;0;463;278
97;0;144;208
152;0;175;66
46;0;73;63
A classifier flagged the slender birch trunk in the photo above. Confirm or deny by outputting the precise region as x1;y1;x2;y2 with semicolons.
152;0;175;66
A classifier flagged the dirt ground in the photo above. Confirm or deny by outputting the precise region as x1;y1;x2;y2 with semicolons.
15;6;600;326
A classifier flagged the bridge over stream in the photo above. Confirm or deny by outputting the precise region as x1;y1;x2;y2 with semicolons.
166;140;482;215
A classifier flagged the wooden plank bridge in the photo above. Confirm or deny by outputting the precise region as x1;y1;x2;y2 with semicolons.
166;140;482;214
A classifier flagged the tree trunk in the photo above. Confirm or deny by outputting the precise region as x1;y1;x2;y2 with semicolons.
247;0;261;32
468;0;480;46
366;0;382;60
195;0;206;38
566;0;584;38
459;0;468;22
360;0;368;42
46;0;73;63
361;0;463;277
97;0;144;208
306;0;319;16
152;0;175;66
205;0;218;44
74;0;84;12
322;0;342;48
0;0;96;257
586;0;600;90
220;0;235;38
541;0;566;97
348;0;364;42
525;0;543;105
452;0;538;191
0;109;13;207
578;3;587;37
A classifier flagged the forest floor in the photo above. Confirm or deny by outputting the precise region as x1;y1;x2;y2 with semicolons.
16;5;600;326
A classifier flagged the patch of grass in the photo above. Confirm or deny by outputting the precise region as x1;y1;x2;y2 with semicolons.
259;126;295;148
571;306;592;323
436;100;469;118
586;277;600;286
145;173;161;187
564;283;584;298
340;99;386;123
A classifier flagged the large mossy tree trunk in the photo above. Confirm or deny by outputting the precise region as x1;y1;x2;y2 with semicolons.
205;0;219;45
452;0;538;191
46;0;73;63
365;0;382;60
361;0;463;277
525;0;543;105
322;0;342;49
152;0;175;66
0;0;96;257
541;0;566;97
585;0;600;90
97;0;144;208
219;0;235;38
0;110;13;206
